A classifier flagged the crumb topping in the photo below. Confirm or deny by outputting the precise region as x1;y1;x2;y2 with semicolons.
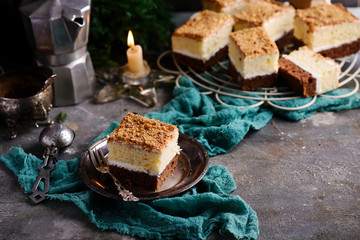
230;27;278;57
172;10;234;41
107;113;178;152
295;3;360;31
234;1;294;25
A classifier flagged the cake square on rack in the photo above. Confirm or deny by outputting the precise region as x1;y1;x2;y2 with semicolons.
289;0;331;9
107;113;181;191
172;10;234;71
201;0;260;16
228;26;279;90
293;3;360;58
279;46;340;97
233;0;295;49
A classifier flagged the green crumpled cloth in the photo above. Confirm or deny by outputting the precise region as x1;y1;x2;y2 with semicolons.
0;122;259;240
146;76;360;156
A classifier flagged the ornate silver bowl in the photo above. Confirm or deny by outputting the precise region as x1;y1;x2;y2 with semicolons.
0;69;55;138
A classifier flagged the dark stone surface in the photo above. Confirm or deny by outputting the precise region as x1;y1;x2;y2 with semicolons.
1;62;360;240
1;80;360;240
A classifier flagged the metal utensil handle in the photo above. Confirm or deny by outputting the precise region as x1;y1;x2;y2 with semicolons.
28;147;58;204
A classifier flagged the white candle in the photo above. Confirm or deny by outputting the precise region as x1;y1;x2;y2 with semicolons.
126;45;144;73
126;30;144;73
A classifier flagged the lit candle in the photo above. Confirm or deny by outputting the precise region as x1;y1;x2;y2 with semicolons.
126;30;144;73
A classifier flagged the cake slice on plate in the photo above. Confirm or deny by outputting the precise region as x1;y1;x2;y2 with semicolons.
233;0;295;49
228;26;279;90
294;3;360;58
279;46;340;97
107;113;181;191
172;10;234;71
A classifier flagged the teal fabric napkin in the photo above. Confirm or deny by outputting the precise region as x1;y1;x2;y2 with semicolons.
269;88;360;120
147;77;360;155
146;76;274;156
0;122;259;240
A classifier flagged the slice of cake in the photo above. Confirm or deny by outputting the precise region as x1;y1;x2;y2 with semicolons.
279;46;340;97
201;0;260;16
233;1;295;49
107;113;181;191
289;0;330;9
172;10;234;71
294;3;360;58
228;27;279;90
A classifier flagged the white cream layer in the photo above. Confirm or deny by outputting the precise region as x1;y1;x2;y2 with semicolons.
107;152;178;176
172;22;233;60
172;40;228;61
229;56;277;79
283;48;340;94
294;20;360;52
107;132;181;176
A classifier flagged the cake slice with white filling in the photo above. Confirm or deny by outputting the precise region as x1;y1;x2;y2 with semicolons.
172;10;234;71
228;27;279;90
107;113;181;191
233;1;295;49
293;3;360;58
279;46;340;97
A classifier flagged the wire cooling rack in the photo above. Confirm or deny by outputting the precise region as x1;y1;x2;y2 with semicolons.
157;50;360;111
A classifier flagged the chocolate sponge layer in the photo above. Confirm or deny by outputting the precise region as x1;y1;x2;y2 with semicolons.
173;46;228;72
228;60;277;90
276;30;294;50
278;57;317;97
293;37;360;59
109;154;179;191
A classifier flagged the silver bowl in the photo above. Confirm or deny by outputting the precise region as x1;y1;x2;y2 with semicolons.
0;69;55;139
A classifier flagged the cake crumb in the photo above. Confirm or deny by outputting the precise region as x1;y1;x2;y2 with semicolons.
108;113;178;152
172;10;234;41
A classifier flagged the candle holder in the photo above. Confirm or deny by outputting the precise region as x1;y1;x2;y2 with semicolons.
122;60;151;85
95;66;177;107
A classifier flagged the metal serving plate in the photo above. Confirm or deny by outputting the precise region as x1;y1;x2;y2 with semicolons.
78;133;209;201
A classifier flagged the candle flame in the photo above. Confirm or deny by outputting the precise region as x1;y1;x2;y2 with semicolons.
127;30;135;47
